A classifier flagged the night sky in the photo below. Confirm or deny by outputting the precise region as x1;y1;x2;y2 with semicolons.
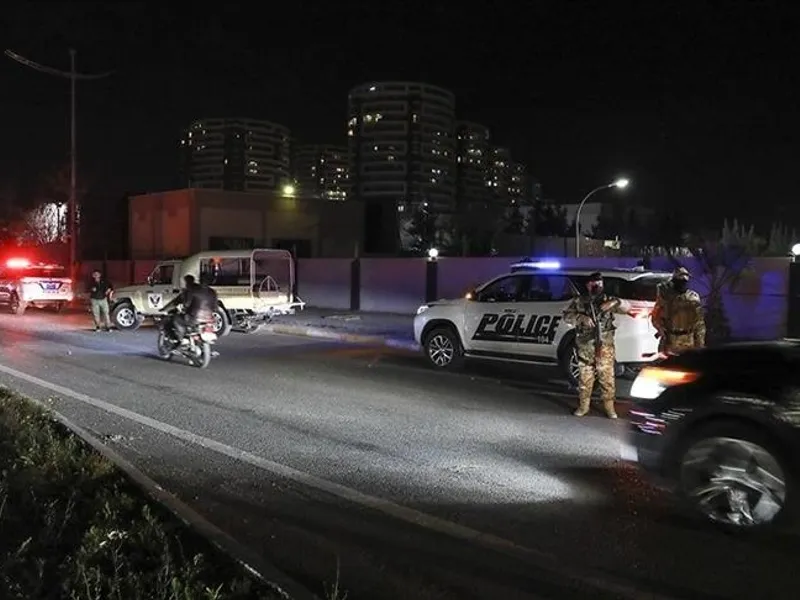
1;2;797;229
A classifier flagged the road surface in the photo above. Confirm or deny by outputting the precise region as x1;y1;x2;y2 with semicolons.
0;310;793;600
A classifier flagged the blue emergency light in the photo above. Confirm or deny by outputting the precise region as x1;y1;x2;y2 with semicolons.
511;258;562;271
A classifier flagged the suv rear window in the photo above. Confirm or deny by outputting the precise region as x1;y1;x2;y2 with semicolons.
569;275;669;301
20;267;66;279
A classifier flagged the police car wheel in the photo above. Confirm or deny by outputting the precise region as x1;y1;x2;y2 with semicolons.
559;338;580;386
424;327;463;370
10;295;27;316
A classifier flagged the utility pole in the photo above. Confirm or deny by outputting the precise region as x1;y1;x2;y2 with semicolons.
5;48;112;282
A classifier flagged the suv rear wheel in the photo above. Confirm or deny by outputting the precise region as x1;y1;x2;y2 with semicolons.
424;326;464;370
675;421;794;532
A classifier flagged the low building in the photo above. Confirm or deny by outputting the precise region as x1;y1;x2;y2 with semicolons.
129;189;363;260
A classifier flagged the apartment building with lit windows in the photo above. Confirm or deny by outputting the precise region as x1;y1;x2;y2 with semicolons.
292;145;349;201
180;118;291;192
455;121;492;209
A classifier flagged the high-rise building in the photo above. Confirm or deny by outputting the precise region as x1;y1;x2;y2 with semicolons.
292;145;349;201
180;118;291;192
509;162;531;206
487;147;513;203
347;82;457;253
455;121;492;209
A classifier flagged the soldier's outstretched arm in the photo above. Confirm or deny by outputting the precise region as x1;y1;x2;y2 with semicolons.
600;297;633;316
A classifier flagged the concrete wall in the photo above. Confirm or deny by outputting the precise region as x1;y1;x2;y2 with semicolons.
129;189;364;260
296;259;352;311
78;255;793;340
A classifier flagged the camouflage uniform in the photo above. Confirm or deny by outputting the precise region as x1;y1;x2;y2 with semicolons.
651;267;706;355
563;286;631;419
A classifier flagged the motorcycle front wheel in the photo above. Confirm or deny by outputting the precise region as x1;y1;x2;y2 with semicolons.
156;331;173;360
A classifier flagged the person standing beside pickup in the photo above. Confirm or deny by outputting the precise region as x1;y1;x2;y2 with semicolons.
88;269;114;332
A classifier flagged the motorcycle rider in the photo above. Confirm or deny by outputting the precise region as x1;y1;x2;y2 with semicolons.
163;274;218;345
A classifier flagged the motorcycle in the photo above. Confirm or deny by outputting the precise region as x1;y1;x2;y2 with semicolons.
156;308;217;369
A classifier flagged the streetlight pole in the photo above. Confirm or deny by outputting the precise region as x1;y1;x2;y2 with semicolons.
575;178;630;258
5;48;112;282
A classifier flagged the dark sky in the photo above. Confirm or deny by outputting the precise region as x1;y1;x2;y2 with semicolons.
1;2;797;229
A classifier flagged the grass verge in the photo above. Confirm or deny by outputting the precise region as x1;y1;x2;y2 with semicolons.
0;389;290;600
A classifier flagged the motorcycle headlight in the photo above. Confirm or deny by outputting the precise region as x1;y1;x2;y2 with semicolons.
416;305;429;315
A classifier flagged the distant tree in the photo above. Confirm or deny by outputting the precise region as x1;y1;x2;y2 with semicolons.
451;199;506;256
403;202;438;254
530;200;568;237
765;221;798;256
670;218;763;343
23;203;66;245
503;205;526;234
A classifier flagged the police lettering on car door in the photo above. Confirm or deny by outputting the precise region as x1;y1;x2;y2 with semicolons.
472;312;562;344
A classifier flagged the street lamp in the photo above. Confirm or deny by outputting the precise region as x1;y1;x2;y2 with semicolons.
427;247;439;260
5;49;112;283
282;184;296;197
791;243;800;261
575;178;631;258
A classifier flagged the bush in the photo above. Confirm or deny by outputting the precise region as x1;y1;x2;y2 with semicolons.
0;390;284;600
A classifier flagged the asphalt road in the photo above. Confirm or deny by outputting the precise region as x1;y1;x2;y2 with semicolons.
0;309;794;600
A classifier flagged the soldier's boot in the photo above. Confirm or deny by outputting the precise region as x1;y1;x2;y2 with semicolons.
603;399;618;419
573;397;591;417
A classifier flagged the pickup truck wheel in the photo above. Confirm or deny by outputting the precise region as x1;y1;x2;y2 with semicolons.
213;306;232;337
423;327;464;370
112;302;141;331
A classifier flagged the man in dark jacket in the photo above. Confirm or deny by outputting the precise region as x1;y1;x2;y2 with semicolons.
89;270;114;332
163;274;218;342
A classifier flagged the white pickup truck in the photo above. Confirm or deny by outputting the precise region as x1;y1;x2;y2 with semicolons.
110;249;305;335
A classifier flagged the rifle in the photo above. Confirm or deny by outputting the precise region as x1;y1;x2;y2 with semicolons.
589;297;602;359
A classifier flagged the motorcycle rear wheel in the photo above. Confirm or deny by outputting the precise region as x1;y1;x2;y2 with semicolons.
193;342;211;369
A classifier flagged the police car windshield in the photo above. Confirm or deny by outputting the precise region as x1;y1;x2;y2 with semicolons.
570;275;669;302
20;267;66;279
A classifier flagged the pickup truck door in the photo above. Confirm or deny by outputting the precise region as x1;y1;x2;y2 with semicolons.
145;263;180;312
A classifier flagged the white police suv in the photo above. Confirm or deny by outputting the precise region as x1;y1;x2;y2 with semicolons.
0;258;74;315
413;260;671;383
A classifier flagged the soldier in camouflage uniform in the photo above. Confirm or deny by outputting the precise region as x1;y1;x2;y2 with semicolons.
651;267;706;355
563;272;634;419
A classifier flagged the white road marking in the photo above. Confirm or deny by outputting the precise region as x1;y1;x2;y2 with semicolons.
0;362;677;600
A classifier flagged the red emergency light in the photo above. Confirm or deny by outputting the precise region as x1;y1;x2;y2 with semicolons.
6;258;31;269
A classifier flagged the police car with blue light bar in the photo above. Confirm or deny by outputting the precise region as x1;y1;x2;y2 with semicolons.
413;259;672;383
0;258;74;315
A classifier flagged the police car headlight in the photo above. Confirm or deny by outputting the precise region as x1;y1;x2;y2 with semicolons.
416;305;429;315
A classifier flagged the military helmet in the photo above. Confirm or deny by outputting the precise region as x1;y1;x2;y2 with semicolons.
672;266;690;280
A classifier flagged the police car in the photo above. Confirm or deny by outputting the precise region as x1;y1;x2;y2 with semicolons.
0;258;74;315
413;259;671;383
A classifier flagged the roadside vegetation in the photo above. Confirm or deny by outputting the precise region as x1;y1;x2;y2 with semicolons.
0;389;288;600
